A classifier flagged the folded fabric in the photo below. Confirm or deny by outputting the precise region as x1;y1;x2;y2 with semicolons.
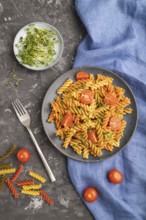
68;0;146;219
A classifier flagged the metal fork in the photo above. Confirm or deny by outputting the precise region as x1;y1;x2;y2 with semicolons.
12;99;56;182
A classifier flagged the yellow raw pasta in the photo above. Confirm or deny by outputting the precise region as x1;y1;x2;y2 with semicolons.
29;171;46;183
21;189;40;196
22;184;42;190
0;168;16;175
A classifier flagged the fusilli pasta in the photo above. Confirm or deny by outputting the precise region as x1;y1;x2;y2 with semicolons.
48;72;133;159
29;171;46;183
40;190;53;205
22;184;42;190
17;179;34;187
21;189;40;196
6;178;19;199
10;165;23;182
0;145;17;162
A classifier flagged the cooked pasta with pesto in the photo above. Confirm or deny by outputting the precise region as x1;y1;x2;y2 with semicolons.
48;72;132;159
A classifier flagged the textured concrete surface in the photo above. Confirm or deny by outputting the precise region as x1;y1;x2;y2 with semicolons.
0;0;93;219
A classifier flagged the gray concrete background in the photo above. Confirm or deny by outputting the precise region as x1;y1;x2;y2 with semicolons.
0;0;93;219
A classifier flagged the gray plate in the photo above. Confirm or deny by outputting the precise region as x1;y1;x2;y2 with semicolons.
41;66;138;162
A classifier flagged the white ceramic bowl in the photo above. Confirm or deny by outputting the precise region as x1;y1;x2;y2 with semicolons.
13;22;64;71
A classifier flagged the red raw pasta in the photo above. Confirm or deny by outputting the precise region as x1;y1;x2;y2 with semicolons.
17;179;34;187
10;165;23;182
40;190;53;205
6;178;19;199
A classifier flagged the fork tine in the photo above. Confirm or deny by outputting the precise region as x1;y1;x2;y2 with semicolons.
15;99;27;114
15;99;25;115
12;102;22;118
13;100;24;116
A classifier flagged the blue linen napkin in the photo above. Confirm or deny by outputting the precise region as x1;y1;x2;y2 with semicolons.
68;1;146;219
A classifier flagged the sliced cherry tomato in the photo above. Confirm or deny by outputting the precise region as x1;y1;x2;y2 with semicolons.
104;93;117;106
88;130;98;144
80;89;94;105
83;187;99;203
108;169;123;184
109;116;122;131
76;71;89;80
62;113;73;127
17;148;31;163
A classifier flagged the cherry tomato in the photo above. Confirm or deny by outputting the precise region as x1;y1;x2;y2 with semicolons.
80;90;94;105
62;113;74;127
76;71;89;80
109;116;122;131
83;187;98;203
108;169;123;184
104;93;117;106
88;130;98;144
17;148;31;163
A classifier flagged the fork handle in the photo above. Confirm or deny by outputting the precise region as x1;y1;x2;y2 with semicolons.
27;127;56;182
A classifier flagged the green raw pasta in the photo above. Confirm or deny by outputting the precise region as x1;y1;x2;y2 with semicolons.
0;145;17;162
0;163;12;169
0;175;6;191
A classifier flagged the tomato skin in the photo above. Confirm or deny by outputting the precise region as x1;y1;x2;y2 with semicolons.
76;71;89;80
104;93;117;106
109;116;122;131
80;90;94;105
108;169;123;184
17;148;31;163
88;130;98;144
83;187;98;203
62;113;73;127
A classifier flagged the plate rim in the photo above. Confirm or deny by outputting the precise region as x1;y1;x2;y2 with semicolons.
13;22;64;71
41;66;138;162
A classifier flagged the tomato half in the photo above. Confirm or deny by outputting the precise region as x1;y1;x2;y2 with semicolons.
83;187;98;203
76;71;89;80
17;148;31;163
109;116;122;131
88;130;98;144
80;90;94;105
104;93;117;106
108;169;123;184
62;113;74;127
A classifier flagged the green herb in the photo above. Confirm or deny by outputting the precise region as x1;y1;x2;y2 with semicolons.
6;69;23;88
80;136;84;141
104;133;111;139
60;116;63;121
82;84;86;89
97;118;102;124
16;25;58;67
28;23;35;27
84;117;89;122
7;80;14;87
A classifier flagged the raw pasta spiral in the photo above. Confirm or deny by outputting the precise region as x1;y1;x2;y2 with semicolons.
0;145;17;162
40;190;53;205
17;179;34;186
0;163;12;169
21;189;40;196
0;175;6;191
48;72;133;159
0;168;16;175
22;184;42;190
29;171;46;183
10;165;23;182
6;178;19;199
